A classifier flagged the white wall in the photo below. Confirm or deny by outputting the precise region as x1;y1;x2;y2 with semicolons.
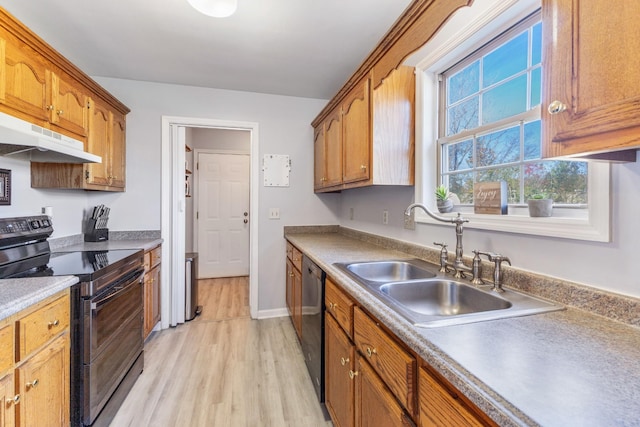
91;77;341;313
337;154;640;299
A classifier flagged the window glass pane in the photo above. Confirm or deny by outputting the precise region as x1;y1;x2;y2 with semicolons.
524;120;541;160
446;139;473;171
477;126;520;167
483;32;528;87
482;75;527;124
449;172;474;204
532;22;542;65
524;161;588;203
477;166;520;203
448;61;479;104
448;97;479;135
530;67;541;107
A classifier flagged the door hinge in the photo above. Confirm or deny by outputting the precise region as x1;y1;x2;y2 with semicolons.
85;170;90;180
196;162;199;170
196;212;199;220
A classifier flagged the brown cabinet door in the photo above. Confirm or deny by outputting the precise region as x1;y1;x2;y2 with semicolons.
355;356;415;427
324;107;343;187
86;97;112;187
144;264;161;339
325;315;355;427
542;0;640;157
342;77;370;184
0;36;49;122
49;71;89;139
110;111;127;189
151;265;161;328
0;373;15;427
313;125;326;189
418;367;488;427
286;259;294;316
292;267;302;339
17;333;70;427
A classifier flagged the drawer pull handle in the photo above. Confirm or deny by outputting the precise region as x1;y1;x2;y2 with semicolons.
348;370;358;380
6;394;19;406
48;319;60;328
26;379;39;389
327;302;335;310
340;357;350;366
366;347;377;358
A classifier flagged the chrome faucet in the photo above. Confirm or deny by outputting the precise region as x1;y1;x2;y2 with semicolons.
477;251;511;292
405;203;471;279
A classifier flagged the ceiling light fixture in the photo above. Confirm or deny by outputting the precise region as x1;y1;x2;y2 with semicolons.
187;0;237;18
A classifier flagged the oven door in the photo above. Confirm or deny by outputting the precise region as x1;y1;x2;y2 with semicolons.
82;268;144;425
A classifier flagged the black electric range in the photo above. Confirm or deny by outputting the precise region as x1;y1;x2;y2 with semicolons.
0;215;145;427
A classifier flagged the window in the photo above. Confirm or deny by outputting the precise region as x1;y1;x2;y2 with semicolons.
413;0;610;242
438;14;588;207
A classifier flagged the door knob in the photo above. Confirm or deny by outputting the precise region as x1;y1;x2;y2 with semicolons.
243;219;248;224
244;212;248;216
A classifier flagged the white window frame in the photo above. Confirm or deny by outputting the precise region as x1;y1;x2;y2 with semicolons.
412;0;610;242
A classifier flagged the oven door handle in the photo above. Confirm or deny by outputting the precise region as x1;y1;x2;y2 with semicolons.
90;269;145;310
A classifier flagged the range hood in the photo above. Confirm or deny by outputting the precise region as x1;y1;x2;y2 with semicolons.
0;112;101;163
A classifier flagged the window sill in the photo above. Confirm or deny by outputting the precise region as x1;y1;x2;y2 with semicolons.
414;207;609;242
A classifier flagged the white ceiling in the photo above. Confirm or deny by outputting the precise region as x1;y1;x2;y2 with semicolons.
0;0;413;99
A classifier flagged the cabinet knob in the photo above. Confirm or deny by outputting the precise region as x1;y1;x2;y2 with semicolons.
26;379;39;389
348;370;358;380
46;105;54;111
366;347;377;358
340;357;350;366
48;319;60;328
6;394;19;406
547;100;567;115
360;165;367;171
57;109;64;116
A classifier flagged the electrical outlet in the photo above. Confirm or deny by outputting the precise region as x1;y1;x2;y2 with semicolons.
382;210;389;225
349;207;354;220
269;208;280;219
404;209;415;230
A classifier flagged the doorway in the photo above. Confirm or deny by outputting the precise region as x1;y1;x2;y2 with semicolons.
161;117;260;327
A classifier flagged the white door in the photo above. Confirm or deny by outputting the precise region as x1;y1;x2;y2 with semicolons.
196;153;250;278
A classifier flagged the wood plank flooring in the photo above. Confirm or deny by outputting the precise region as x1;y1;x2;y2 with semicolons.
110;277;332;427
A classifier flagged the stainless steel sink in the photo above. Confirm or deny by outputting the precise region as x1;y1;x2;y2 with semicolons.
334;259;564;327
379;280;511;316
345;260;436;282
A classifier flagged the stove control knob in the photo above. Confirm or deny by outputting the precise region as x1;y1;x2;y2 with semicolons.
30;221;40;229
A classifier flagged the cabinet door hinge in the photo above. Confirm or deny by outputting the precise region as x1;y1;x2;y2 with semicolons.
196;212;199;220
85;170;90;180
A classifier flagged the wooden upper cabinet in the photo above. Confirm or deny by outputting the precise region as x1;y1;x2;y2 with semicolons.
110;110;126;189
542;0;640;159
86;97;112;188
342;76;370;184
0;36;49;123
324;106;343;188
49;71;89;139
314;125;326;189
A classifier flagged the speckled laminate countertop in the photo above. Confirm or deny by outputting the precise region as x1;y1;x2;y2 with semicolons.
285;231;640;427
0;276;78;321
52;238;162;253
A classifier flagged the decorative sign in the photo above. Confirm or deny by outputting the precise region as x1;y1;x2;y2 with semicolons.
0;169;10;205
474;181;508;215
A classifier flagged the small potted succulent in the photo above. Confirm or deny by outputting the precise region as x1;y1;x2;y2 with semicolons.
435;185;453;213
527;193;553;217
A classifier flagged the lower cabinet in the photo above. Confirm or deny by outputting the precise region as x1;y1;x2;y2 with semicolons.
285;241;303;340
144;245;162;339
355;356;415;427
323;275;495;427
325;314;355;427
0;290;70;427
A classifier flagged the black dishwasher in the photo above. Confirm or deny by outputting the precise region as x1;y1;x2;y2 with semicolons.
301;255;327;413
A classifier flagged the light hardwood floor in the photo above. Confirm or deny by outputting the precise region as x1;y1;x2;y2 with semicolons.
110;277;332;427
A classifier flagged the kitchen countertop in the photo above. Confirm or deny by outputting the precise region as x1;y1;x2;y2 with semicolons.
285;231;640;427
0;276;78;321
52;238;162;253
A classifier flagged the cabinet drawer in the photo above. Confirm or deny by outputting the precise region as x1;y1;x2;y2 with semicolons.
291;246;303;272
325;278;355;339
286;241;293;261
354;307;415;413
0;323;13;374
17;294;70;360
150;245;161;269
419;366;489;427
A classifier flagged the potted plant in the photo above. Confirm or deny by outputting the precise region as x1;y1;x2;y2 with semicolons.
435;185;453;213
527;193;553;217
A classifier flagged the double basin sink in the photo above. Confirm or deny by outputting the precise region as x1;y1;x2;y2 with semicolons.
334;259;563;328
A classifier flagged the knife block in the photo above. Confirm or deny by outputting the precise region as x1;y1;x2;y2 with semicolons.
85;219;109;242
